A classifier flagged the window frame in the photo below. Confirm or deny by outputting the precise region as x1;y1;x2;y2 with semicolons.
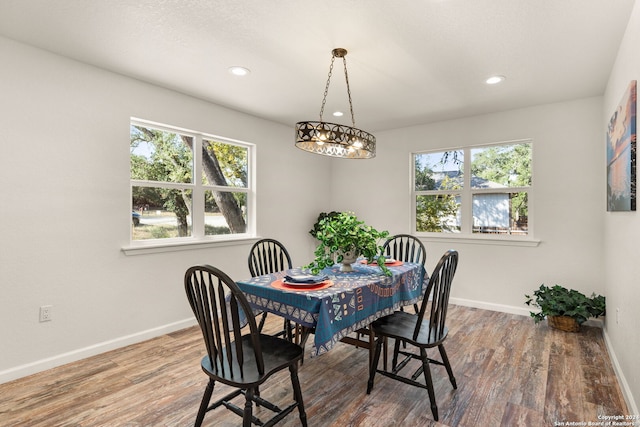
412;139;537;245
126;118;256;253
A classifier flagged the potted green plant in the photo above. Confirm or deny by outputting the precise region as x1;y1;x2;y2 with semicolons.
309;211;341;239
307;211;391;275
524;284;606;332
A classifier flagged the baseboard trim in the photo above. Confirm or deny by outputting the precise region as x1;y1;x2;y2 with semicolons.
450;297;532;317
602;326;639;415
0;317;197;385
450;297;605;327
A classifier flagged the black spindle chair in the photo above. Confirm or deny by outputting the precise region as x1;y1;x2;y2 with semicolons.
366;250;459;422
248;238;294;338
185;265;307;427
382;234;427;313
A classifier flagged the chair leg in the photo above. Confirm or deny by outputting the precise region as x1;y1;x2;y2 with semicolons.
367;325;375;368
285;319;293;341
258;312;268;332
195;379;214;427
420;348;439;421
289;363;308;427
297;326;312;365
438;344;457;389
255;385;260;407
366;336;384;394
382;337;388;371
392;338;401;369
243;388;254;427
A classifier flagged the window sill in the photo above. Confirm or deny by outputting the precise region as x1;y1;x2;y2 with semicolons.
122;236;259;256
417;233;540;247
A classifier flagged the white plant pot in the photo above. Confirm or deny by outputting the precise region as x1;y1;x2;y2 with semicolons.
339;249;358;272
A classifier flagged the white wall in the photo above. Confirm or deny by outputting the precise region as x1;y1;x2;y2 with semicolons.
0;36;327;382
332;97;606;314
603;0;640;414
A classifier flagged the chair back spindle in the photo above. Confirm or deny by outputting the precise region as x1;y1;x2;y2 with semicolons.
383;234;427;267
248;238;293;277
383;234;427;313
185;265;264;378
415;250;458;342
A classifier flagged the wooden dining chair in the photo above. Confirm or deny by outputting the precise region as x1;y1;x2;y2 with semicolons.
366;250;459;422
248;238;294;338
348;234;427;368
184;264;307;427
382;234;427;313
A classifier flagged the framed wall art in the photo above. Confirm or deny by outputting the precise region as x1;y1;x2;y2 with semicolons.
607;80;637;211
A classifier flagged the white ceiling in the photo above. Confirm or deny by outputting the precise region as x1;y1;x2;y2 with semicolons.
0;0;635;132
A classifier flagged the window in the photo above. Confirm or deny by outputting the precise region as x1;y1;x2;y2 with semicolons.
413;140;532;237
130;119;254;243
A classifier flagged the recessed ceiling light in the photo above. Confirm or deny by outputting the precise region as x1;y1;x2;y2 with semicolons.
486;75;505;85
228;66;250;76
333;111;344;117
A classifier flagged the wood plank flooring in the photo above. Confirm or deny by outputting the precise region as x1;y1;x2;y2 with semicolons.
0;305;628;426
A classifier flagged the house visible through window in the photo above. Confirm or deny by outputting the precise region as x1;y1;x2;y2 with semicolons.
130;119;253;242
413;140;532;237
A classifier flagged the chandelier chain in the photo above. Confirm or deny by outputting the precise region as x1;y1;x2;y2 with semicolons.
319;55;336;121
342;56;356;128
318;52;356;128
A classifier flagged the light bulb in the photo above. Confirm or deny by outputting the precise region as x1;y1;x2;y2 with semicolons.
485;75;505;85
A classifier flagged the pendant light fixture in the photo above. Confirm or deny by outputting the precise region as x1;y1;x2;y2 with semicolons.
295;48;376;159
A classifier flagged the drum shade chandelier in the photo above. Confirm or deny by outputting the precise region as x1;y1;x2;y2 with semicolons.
295;48;376;159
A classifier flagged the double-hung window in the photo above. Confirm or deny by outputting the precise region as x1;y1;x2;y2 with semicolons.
130;119;254;244
413;140;532;238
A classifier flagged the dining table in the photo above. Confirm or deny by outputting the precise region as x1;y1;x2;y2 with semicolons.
236;259;427;360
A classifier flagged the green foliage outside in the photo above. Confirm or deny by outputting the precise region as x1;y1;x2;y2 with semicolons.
414;143;532;232
132;221;231;240
131;127;192;236
131;126;248;239
414;157;460;232
471;143;531;219
203;140;248;217
205;140;247;187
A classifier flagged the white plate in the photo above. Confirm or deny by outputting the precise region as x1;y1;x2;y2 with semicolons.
368;258;395;264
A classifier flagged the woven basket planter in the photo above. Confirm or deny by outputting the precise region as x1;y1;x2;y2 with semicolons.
548;315;580;332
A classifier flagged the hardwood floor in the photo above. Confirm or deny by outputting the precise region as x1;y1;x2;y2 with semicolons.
0;305;628;426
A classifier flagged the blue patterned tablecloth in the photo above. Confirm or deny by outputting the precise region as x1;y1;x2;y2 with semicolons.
236;262;426;356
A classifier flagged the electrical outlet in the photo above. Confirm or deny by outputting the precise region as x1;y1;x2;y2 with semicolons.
40;305;52;322
616;307;620;325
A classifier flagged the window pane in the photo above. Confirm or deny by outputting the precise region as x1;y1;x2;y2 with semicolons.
415;195;461;233
472;192;528;235
132;187;192;240
205;190;247;235
202;139;248;188
130;125;193;183
470;143;531;189
414;150;464;191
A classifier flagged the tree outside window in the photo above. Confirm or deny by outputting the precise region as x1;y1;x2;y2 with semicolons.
414;141;532;236
414;151;463;233
130;121;252;241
